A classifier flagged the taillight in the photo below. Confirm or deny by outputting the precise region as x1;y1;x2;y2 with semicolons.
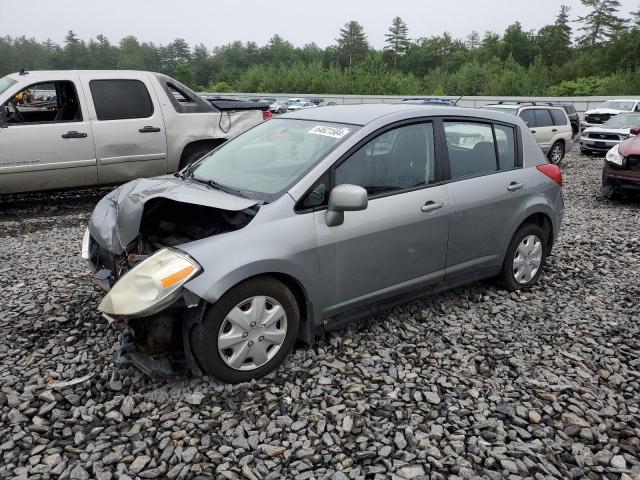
537;164;563;187
262;110;273;121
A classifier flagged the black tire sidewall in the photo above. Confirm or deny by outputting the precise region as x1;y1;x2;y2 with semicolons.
191;277;300;383
501;224;548;291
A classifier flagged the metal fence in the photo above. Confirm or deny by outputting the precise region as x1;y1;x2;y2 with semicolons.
209;93;640;116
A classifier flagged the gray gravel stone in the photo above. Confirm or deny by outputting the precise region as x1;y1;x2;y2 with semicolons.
1;151;639;479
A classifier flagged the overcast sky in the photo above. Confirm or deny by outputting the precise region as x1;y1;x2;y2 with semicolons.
6;0;639;49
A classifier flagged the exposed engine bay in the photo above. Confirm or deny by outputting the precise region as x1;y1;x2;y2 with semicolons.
86;178;260;376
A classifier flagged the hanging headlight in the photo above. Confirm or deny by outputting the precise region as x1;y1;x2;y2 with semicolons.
98;248;201;317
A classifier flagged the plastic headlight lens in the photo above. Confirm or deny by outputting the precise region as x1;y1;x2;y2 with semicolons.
98;248;201;316
81;227;91;260
605;145;624;166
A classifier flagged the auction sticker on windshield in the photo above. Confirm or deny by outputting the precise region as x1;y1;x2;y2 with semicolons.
308;125;350;139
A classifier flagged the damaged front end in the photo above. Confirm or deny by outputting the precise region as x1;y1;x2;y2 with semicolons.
83;176;259;376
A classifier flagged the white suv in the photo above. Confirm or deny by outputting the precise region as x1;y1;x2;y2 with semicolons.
482;103;574;165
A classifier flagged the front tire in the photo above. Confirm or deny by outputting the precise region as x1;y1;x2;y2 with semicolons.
499;224;548;291
191;277;300;383
548;141;564;165
601;180;620;200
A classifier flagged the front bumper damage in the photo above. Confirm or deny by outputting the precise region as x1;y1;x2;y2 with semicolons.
85;176;260;377
89;248;205;377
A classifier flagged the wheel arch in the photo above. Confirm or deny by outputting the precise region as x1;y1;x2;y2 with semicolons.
178;138;227;170
186;267;317;345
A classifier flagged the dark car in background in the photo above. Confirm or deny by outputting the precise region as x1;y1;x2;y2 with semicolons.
401;98;455;106
602;128;640;199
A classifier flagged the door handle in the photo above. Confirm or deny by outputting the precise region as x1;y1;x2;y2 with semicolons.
530;130;537;134
507;182;524;192
551;128;558;132
61;131;87;139
421;201;444;213
139;126;161;133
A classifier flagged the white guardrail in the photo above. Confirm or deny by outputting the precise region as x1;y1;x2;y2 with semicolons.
208;93;640;116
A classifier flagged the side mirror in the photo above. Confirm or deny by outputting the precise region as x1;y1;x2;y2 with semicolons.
630;126;640;136
325;184;368;227
0;107;7;128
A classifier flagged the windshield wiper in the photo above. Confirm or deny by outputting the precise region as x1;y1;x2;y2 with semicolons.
191;174;250;199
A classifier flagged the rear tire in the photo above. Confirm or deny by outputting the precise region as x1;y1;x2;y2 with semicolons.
191;277;300;383
499;223;548;291
548;142;565;165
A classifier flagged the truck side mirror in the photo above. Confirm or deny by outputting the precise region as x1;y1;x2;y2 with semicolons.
630;126;640;136
0;107;8;128
325;184;368;227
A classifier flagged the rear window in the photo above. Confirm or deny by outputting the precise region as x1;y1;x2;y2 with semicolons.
550;109;568;126
90;79;153;121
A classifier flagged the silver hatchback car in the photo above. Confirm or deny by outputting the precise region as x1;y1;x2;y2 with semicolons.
84;104;564;383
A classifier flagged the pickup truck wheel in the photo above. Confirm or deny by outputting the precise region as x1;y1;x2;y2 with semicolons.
548;142;564;165
499;223;548;291
191;277;300;383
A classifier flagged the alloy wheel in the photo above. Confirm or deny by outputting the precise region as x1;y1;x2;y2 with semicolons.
550;145;563;164
217;296;288;370
512;234;543;284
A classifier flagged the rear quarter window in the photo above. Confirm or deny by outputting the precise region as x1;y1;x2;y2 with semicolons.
90;79;154;121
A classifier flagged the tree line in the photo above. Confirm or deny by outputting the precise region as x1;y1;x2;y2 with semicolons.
2;0;640;96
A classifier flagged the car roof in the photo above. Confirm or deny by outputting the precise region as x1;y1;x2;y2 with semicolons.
484;103;565;111
6;70;155;82
279;103;519;126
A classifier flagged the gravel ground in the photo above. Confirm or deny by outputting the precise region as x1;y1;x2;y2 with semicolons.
1;151;639;480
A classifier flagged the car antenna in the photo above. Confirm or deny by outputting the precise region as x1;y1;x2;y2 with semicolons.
453;94;464;106
19;68;29;76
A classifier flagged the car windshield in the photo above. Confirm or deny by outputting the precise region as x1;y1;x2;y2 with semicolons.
191;119;358;198
598;100;636;111
603;113;640;128
482;106;519;115
0;76;17;96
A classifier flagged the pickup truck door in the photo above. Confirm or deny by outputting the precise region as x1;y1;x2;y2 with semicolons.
0;74;97;194
79;73;168;185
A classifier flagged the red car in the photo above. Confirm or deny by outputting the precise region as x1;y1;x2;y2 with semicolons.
602;126;640;199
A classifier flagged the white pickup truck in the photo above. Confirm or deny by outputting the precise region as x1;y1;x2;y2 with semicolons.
0;70;269;194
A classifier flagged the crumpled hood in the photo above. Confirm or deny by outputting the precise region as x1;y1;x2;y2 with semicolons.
585;108;628;115
89;176;259;254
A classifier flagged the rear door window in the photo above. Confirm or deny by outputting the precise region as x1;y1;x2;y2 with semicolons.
534;109;554;128
550;109;568;126
519;109;536;128
444;121;498;179
89;79;153;121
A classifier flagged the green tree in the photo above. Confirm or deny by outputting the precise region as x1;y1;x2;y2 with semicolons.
502;22;537;65
385;17;410;57
576;0;628;46
337;21;369;67
175;63;195;88
537;5;573;65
